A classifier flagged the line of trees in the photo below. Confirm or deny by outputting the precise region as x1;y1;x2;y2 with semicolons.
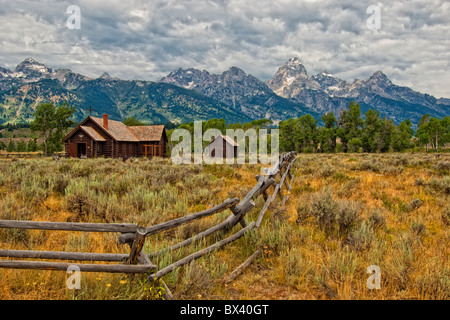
280;102;450;153
416;114;450;152
0;122;30;131
165;118;275;153
165;102;449;154
1;101;448;155
0;138;39;152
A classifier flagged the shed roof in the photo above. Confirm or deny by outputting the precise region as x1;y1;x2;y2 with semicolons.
208;135;239;147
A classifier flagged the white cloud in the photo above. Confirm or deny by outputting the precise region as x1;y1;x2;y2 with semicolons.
0;0;448;98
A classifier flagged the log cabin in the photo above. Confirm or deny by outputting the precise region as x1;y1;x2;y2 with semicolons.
63;114;167;158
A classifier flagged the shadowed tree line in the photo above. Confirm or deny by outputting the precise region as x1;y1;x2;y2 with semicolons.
279;101;449;153
2;101;448;155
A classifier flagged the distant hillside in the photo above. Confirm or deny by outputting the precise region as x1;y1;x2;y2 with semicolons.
1;57;448;126
266;58;450;125
159;66;317;121
0;58;252;125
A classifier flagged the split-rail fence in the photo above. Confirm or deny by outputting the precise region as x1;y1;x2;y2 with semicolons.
0;152;298;299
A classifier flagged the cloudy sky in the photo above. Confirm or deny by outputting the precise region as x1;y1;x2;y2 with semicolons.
0;0;449;98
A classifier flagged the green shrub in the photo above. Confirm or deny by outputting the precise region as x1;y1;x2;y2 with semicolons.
433;161;450;176
384;234;416;291
367;209;386;230
308;186;338;232
410;221;426;237
280;247;316;289
427;176;450;194
332;172;352;182
345;221;375;251
415;177;425;186
415;267;450;299
296;201;310;223
335;200;361;235
382;165;403;175
65;191;91;217
327;247;358;283
301;187;361;236
357;160;381;172
408;198;423;211
315;163;335;178
336;178;360;198
52;174;70;196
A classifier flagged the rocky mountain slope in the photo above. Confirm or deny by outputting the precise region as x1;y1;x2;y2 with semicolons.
267;57;449;124
0;58;251;125
0;57;448;126
159;66;316;120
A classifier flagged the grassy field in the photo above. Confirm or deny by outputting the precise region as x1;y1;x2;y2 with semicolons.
0;153;448;300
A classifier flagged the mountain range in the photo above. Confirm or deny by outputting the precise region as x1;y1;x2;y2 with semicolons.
0;58;250;125
0;57;448;126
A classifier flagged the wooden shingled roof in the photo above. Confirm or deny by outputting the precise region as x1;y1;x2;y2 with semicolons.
90;117;139;142
64;116;166;143
80;126;106;142
89;117;166;142
127;125;166;141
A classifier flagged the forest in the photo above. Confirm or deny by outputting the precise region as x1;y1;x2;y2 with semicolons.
1;101;449;154
164;102;450;154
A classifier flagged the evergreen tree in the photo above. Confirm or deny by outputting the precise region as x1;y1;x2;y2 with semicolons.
377;118;396;152
6;139;15;152
319;112;337;152
27;138;38;152
16;140;27;152
416;114;431;151
338;101;363;153
279;118;297;152
295;114;319;152
361;109;381;152
123;117;146;126
392;119;414;151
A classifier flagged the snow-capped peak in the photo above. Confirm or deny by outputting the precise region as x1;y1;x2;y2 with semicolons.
321;71;334;77
14;57;52;78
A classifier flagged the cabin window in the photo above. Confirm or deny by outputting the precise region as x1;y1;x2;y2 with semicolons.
143;144;160;157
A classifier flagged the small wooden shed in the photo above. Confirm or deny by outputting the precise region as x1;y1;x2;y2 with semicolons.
63;114;167;158
206;135;239;158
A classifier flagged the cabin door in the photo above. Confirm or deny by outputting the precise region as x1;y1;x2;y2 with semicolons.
77;143;87;158
68;143;77;158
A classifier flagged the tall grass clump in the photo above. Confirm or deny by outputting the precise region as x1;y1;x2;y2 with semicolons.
297;187;361;237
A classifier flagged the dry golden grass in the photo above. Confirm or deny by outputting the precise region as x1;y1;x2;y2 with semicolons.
0;153;448;300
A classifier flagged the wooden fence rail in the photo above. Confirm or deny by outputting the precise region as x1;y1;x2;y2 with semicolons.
0;220;138;233
0;151;298;299
0;152;64;159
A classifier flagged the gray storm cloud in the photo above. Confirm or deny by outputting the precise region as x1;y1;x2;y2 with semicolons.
0;0;448;98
